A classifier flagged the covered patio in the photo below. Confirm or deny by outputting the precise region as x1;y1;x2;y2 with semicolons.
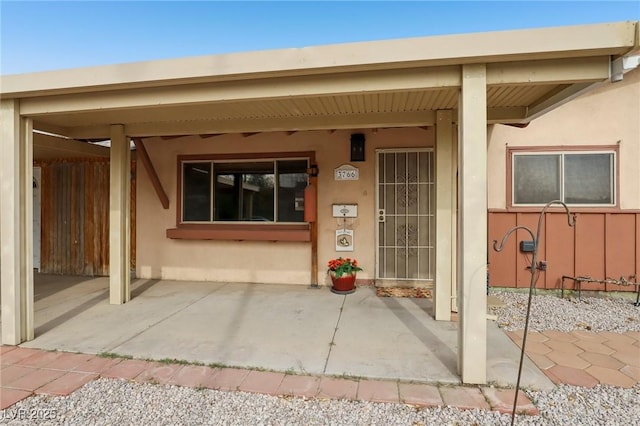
2;21;639;385
1;274;552;390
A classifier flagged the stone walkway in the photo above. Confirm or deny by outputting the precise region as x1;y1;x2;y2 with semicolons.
506;329;639;388
2;328;638;416
1;345;537;415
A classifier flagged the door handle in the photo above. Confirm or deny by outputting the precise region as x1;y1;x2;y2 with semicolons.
378;209;385;223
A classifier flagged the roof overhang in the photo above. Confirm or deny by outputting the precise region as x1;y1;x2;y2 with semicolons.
2;21;639;139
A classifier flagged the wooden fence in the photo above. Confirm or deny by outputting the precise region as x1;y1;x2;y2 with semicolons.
37;159;136;276
488;211;640;292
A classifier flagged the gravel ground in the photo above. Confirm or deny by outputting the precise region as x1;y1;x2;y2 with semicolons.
2;291;639;425
490;290;640;332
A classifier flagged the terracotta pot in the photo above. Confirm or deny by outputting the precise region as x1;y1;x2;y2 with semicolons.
329;271;356;294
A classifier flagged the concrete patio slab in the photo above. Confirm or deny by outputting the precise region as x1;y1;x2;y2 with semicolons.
3;274;554;390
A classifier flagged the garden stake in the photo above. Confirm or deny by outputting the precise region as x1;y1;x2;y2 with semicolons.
492;200;575;426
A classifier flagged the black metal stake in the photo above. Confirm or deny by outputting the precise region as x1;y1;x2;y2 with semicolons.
493;201;575;426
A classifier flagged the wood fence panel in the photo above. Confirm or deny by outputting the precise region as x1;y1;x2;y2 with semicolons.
545;213;575;290
35;159;136;276
489;211;639;292
604;213;636;291
575;214;606;290
487;213;517;287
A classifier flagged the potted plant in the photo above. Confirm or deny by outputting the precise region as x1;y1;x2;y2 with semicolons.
327;257;362;294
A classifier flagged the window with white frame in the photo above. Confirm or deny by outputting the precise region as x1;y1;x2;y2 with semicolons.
512;151;615;206
181;158;309;223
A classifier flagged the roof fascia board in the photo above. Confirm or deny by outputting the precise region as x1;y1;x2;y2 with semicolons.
2;21;637;98
19;67;461;116
486;56;610;85
60;111;439;139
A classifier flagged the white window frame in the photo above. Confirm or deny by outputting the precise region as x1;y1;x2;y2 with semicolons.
511;150;616;207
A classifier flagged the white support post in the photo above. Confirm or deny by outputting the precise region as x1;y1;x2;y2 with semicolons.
457;64;488;384
109;124;131;304
1;100;34;344
435;110;454;321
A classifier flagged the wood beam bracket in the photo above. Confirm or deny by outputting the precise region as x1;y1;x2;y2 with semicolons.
132;138;170;209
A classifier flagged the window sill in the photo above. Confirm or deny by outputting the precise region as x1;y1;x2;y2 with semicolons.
166;223;311;242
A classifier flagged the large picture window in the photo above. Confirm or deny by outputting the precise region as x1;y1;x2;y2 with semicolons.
181;158;308;223
512;151;615;206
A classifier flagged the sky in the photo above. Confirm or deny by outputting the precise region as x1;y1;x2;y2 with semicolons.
1;1;639;75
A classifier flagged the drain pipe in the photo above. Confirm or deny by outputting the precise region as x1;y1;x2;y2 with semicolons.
610;54;640;82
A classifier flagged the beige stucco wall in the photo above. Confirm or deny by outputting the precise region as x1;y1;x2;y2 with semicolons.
488;67;640;210
136;127;433;285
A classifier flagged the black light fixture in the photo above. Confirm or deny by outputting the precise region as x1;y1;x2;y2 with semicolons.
350;133;365;162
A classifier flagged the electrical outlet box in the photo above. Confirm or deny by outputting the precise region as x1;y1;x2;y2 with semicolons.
519;240;535;253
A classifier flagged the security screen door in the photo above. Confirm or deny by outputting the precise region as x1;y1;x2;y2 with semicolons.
376;149;435;285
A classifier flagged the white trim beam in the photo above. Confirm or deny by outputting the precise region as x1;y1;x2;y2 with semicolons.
457;64;488;384
63;111;439;139
19;67;461;116
435;110;454;321
109;124;131;304
486;57;609;85
1;100;34;344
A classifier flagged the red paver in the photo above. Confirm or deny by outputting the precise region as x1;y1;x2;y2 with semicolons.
277;375;320;398
546;351;590;369
586;365;636;388
135;362;183;385
101;359;151;380
72;356;122;374
525;331;550;343
545;365;598;388
602;339;639;353
238;370;286;395
203;368;248;391
526;353;555;370
168;365;215;388
544;340;584;356
440;386;490;410
574;340;615;355
356;380;399;403
4;368;66;392
317;377;359;400
16;350;64;368
578;352;624;369
600;332;635;345
524;341;552;356
398;383;443;407
35;372;98;396
44;352;95;371
481;387;539;415
611;348;640;368
0;346;18;356
623;331;640;342
541;330;578;342
0;388;32;410
0;347;43;365
620;365;640;382
570;330;607;342
0;365;38;385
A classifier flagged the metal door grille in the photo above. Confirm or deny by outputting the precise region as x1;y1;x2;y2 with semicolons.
376;149;435;281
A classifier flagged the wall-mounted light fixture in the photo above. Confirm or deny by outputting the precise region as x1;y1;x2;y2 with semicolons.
307;164;319;177
350;133;365;162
